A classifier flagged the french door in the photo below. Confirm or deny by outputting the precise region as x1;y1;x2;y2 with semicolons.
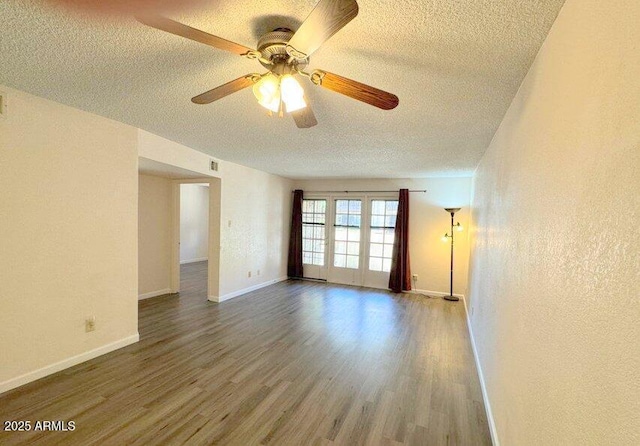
327;197;364;285
302;194;398;289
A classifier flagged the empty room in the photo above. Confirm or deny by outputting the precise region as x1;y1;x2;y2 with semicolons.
1;0;638;445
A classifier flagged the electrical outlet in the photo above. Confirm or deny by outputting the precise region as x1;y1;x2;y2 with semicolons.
412;274;418;281
248;271;252;278
85;317;96;332
257;269;261;276
471;307;475;316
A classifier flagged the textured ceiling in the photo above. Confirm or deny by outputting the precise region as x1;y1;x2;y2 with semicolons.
0;0;565;178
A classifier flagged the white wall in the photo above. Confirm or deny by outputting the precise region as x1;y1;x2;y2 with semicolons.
138;129;219;178
180;184;209;264
138;132;292;302
293;178;473;295
218;163;292;299
0;86;139;392
138;174;172;299
0;86;290;393
466;0;640;444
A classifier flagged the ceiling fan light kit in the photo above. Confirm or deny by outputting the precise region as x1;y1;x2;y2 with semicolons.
137;0;398;128
251;71;307;114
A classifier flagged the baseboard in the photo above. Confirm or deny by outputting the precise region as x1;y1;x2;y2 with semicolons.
180;257;208;265
462;296;500;446
138;288;171;300
0;333;140;395
409;288;465;299
209;276;288;303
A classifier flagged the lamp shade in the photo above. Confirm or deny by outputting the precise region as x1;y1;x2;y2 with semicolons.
280;75;306;112
253;74;280;112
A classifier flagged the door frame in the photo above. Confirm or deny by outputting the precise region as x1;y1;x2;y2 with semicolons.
303;191;397;289
170;178;222;301
362;194;400;289
326;194;367;286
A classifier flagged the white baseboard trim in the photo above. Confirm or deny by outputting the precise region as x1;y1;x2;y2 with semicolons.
462;296;500;446
408;288;465;299
180;257;208;265
138;288;171;300
209;276;288;303
0;333;140;395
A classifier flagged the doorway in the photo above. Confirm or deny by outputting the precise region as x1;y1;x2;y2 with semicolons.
170;178;221;302
302;194;399;289
179;183;210;296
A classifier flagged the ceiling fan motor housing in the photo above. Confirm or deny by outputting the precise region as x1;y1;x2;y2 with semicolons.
257;28;308;71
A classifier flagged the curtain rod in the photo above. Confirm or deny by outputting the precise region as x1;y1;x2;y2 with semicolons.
292;190;426;193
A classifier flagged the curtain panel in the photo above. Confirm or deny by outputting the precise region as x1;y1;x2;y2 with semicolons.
287;189;304;278
389;189;411;292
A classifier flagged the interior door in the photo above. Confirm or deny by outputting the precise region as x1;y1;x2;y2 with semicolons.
327;197;364;285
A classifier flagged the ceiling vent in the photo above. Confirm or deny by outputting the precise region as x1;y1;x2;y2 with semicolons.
210;160;219;171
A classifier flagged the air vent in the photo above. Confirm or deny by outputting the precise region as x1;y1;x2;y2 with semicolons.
210;160;219;171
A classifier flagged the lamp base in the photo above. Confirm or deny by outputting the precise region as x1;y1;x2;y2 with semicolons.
443;295;459;302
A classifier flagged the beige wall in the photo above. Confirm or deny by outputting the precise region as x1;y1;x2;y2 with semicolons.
0;86;289;392
138;129;219;178
180;184;209;264
0;86;139;392
466;0;640;444
293;178;473;295
219;163;292;299
137;132;292;301
138;174;172;298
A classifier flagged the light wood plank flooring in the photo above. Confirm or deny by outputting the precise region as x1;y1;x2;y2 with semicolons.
0;262;491;445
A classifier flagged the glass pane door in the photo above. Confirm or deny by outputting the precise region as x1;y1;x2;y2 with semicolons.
302;199;327;280
363;198;398;289
368;200;398;272
333;199;361;269
327;198;364;286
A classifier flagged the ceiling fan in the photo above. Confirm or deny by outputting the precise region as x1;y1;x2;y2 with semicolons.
136;0;399;129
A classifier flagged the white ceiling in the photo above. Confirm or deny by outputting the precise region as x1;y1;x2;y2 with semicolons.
0;0;565;179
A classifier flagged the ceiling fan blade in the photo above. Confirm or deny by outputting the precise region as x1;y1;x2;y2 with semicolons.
292;100;318;128
136;15;254;55
192;75;259;104
286;0;358;59
310;70;399;110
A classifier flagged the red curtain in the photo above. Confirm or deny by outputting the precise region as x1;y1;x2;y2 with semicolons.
389;189;411;292
287;189;304;278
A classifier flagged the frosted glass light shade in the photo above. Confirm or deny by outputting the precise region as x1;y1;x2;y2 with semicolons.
280;74;306;112
253;74;280;112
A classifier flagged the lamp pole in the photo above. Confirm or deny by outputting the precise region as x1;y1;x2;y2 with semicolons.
443;208;461;301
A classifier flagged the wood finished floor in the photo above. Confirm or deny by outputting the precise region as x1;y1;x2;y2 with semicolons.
0;261;491;445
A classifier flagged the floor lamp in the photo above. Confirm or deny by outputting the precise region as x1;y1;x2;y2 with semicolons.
442;208;463;301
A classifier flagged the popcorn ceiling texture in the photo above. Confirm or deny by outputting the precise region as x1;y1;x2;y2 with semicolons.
467;0;640;444
0;0;564;178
